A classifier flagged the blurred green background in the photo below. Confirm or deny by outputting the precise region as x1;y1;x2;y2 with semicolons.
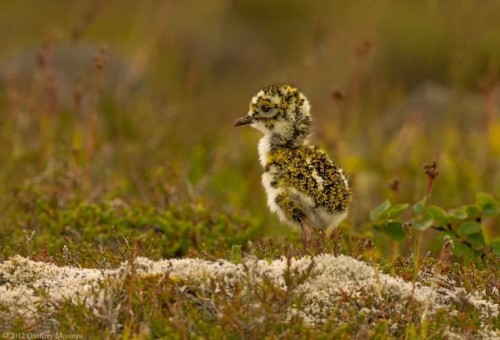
0;0;499;261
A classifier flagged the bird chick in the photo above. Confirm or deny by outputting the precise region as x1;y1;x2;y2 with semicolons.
234;85;351;249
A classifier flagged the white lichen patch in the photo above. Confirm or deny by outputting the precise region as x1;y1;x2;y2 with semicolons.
0;254;498;335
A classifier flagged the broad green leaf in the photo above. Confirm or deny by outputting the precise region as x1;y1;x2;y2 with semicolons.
427;205;447;225
489;239;500;256
413;213;434;231
383;221;406;241
476;193;499;216
475;193;498;208
413;198;426;215
387;203;409;219
482;203;498;217
448;207;467;220
466;233;485;247
452;239;476;258
370;199;391;221
459;221;481;236
466;205;480;218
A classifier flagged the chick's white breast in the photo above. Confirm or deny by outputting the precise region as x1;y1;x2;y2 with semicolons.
261;170;286;222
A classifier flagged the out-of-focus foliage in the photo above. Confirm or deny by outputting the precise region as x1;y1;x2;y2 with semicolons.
0;1;499;337
0;0;498;260
0;1;497;265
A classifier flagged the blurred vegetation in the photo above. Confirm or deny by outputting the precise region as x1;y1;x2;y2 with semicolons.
0;0;499;336
1;0;498;260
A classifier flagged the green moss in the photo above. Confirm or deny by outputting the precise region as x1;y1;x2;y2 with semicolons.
0;198;262;266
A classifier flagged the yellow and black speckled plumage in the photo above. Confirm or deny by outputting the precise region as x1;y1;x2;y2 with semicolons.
266;146;350;216
235;85;351;243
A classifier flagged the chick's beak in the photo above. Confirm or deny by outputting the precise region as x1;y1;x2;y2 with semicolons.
233;115;253;127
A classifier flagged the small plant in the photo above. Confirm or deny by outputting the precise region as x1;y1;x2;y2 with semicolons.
370;162;500;258
23;229;36;259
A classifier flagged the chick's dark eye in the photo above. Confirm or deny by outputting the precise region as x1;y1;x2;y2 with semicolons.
261;105;271;113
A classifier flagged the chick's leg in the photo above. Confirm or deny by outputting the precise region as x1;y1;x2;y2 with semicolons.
275;193;311;250
300;220;313;250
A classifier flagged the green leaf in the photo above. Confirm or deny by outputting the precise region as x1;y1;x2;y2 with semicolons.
370;199;391;221
452;238;476;258
448;207;467;220
383;221;406;241
489;239;500;256
413;213;434;231
467;233;485;247
387;203;409;219
482;203;498;217
413;198;426;215
476;193;500;216
466;205;480;218
427;205;447;225
459;221;481;236
475;192;497;207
